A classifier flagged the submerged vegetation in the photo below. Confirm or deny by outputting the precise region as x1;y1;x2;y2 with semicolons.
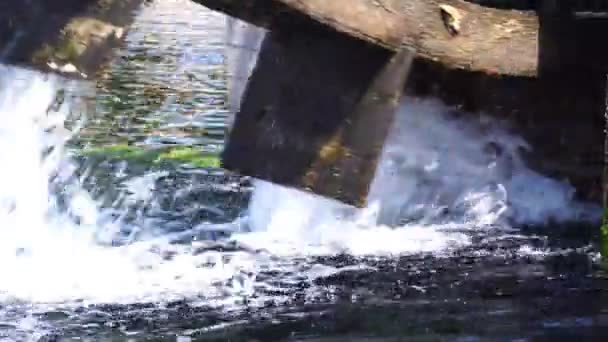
80;144;220;168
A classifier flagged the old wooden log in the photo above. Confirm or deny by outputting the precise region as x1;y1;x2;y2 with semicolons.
195;0;608;77
222;18;415;207
0;0;144;78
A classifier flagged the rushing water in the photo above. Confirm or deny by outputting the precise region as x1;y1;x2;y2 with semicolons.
0;1;607;341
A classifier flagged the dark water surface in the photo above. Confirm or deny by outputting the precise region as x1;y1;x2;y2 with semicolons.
1;1;608;341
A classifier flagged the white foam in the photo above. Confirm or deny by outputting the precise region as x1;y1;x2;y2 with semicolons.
0;68;255;305
234;180;470;257
0;67;599;308
233;97;600;257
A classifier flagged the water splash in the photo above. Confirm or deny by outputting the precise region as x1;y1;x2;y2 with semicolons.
0;65;600;310
0;67;256;306
234;97;601;256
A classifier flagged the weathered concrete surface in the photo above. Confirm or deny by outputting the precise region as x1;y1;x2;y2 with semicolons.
222;19;414;207
195;0;608;77
0;0;144;78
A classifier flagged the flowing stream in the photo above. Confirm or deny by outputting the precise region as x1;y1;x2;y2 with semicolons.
0;1;607;341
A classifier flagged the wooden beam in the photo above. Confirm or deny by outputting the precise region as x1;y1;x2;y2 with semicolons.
195;0;608;77
221;19;414;207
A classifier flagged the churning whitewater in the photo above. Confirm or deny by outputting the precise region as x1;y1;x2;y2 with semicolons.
0;64;600;309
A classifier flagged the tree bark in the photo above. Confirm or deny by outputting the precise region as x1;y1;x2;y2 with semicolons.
195;0;608;77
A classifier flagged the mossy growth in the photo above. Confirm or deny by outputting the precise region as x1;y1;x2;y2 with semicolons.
601;207;608;259
156;147;221;168
31;16;121;66
32;36;82;65
54;36;83;62
80;144;220;168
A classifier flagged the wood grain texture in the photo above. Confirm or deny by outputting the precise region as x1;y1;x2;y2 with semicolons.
195;0;608;77
195;0;540;76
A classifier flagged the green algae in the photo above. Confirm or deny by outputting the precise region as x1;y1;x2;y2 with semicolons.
155;147;220;168
80;144;220;168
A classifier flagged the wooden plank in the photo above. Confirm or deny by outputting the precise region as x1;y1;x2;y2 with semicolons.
221;19;414;207
195;0;608;77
